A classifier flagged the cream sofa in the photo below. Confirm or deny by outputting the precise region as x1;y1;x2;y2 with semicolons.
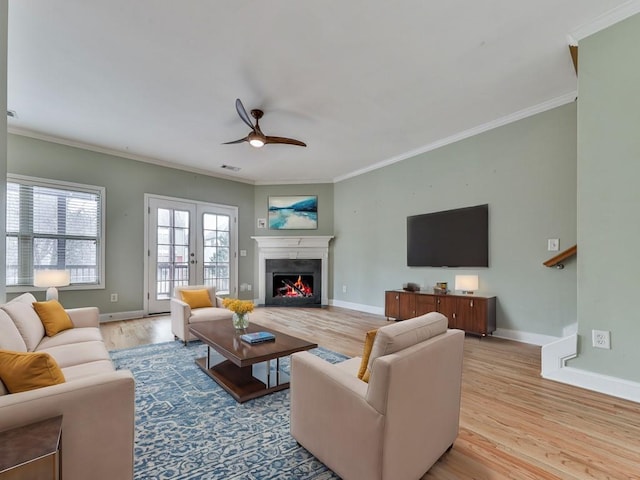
170;284;233;344
290;312;465;480
0;293;135;480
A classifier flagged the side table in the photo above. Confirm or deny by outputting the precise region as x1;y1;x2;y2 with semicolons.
0;416;62;480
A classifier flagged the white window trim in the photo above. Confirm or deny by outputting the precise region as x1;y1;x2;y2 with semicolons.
6;173;106;294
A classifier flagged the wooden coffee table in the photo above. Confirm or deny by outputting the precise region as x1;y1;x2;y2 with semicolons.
189;321;317;403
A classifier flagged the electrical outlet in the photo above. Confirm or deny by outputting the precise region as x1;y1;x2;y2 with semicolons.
110;293;118;302
592;330;611;349
342;285;347;293
548;238;559;251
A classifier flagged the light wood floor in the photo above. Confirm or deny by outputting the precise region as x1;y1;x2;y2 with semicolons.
101;306;640;479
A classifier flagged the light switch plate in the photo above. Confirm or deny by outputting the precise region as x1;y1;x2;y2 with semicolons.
548;238;559;251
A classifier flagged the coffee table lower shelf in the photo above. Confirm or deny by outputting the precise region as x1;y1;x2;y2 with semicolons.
194;357;290;403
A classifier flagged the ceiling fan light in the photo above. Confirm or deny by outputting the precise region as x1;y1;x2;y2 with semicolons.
248;132;265;148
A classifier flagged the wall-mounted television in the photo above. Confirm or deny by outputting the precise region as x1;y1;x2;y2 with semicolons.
407;204;488;267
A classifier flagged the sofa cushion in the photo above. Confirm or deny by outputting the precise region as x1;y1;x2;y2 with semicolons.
0;309;28;352
37;340;111;368
61;360;115;382
37;327;103;349
0;349;65;393
180;289;213;309
33;300;74;337
366;312;448;373
358;329;378;382
189;307;233;322
1;301;45;351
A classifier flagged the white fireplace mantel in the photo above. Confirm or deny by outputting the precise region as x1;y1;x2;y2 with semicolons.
252;236;334;305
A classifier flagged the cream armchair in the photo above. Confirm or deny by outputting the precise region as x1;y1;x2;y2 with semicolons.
170;285;233;344
290;312;464;480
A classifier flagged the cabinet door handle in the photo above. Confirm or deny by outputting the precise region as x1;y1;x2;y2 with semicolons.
470;300;474;307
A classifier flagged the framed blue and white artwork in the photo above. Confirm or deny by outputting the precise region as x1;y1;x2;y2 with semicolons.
268;195;318;230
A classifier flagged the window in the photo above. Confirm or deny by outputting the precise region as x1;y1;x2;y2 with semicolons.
6;175;105;289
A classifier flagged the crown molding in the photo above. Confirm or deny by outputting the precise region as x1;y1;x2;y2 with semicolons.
570;0;640;41
7;127;256;185
334;91;577;184
10;88;577;188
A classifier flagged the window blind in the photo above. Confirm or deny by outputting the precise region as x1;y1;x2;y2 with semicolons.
6;175;105;287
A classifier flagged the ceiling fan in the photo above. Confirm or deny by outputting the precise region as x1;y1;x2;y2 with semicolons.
223;98;307;148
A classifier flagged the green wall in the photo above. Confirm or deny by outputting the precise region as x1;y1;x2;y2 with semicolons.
333;103;578;337
7;134;255;312
570;13;640;381
253;184;334;238
253;184;335;294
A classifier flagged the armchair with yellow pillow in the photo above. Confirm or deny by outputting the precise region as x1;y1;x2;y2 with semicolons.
290;312;465;480
0;292;135;480
170;285;234;344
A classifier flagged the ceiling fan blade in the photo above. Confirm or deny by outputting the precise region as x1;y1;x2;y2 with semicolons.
235;99;255;130
265;136;307;147
222;136;248;145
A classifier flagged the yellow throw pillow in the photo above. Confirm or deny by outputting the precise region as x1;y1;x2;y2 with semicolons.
32;300;74;337
357;329;378;383
0;350;65;393
181;289;213;309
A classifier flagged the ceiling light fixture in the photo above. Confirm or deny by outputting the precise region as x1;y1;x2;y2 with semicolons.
247;131;266;148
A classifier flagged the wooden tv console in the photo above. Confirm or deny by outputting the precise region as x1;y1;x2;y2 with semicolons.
384;290;496;336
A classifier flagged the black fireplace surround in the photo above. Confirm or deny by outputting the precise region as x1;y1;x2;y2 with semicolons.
265;259;321;307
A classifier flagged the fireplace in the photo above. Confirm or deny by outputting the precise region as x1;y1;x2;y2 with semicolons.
266;259;321;307
252;236;333;307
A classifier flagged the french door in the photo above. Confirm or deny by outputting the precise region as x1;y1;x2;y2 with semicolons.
145;195;237;314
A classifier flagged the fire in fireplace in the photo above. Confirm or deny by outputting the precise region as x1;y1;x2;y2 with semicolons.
274;275;314;298
265;259;321;307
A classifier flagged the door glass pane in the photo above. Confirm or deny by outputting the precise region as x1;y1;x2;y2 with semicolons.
217;231;229;247
174;245;189;263
157;227;170;244
157;208;171;226
156;208;190;300
202;213;231;294
174;210;189;228
217;215;229;231
174;227;189;245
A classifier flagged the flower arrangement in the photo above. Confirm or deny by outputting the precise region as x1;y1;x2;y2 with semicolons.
222;298;255;315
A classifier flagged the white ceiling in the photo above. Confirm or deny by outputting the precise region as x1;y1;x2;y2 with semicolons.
6;1;637;185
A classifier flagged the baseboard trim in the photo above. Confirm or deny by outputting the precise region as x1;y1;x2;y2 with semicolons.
329;299;385;316
544;365;640;404
492;328;559;346
99;310;145;323
541;334;640;403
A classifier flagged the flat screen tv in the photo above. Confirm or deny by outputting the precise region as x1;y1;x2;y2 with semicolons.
407;204;488;267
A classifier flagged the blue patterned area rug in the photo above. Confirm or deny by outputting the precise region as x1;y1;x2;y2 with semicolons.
110;341;348;480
